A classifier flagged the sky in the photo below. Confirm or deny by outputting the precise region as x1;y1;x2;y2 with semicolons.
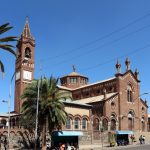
0;0;150;113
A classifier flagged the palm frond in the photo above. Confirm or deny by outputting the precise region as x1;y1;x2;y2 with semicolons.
0;23;13;34
0;36;17;42
0;44;16;56
0;60;4;78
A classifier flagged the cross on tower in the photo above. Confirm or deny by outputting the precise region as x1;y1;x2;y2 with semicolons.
72;65;76;72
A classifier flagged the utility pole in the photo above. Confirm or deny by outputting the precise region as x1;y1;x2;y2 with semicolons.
35;64;42;150
7;73;14;149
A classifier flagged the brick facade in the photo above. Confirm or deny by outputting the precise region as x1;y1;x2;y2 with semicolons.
14;18;35;113
59;60;148;133
0;19;148;148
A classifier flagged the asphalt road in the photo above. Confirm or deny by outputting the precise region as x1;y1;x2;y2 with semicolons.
104;144;150;150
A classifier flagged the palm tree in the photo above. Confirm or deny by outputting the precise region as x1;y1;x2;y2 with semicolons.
0;23;17;77
21;76;69;148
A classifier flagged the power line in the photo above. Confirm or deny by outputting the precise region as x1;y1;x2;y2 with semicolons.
43;23;150;67
40;43;150;74
79;43;150;72
38;11;150;63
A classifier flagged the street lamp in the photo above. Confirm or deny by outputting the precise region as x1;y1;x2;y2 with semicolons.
35;64;42;150
35;79;40;150
138;93;149;101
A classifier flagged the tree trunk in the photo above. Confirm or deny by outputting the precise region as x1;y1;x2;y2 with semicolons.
42;123;46;148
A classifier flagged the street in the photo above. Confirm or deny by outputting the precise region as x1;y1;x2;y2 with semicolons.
103;144;150;150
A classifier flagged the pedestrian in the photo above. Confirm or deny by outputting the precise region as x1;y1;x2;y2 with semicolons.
60;143;65;150
142;135;145;144
74;143;79;150
130;134;135;144
139;135;143;144
3;137;7;150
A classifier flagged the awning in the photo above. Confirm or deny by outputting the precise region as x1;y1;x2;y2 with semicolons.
115;130;133;135
52;131;83;136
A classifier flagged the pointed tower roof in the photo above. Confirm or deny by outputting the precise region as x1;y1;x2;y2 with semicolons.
115;59;121;74
22;17;32;38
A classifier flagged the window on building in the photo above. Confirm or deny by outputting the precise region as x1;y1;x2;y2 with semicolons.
80;78;84;84
85;79;88;84
12;118;15;127
25;47;31;58
127;85;133;102
61;79;67;85
111;102;115;109
93;118;99;131
111;119;116;130
82;118;87;130
74;117;80;129
70;77;77;84
16;117;19;127
128;111;134;130
66;117;71;129
1;119;7;126
111;113;116;118
102;118;108;131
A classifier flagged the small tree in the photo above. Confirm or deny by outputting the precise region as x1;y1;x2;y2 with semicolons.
21;76;69;148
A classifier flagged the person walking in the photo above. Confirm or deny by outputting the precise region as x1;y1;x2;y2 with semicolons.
142;136;145;144
60;143;65;150
139;135;143;144
3;137;7;150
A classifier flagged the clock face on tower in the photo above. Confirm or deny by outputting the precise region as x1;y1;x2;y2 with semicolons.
16;71;20;80
23;70;32;80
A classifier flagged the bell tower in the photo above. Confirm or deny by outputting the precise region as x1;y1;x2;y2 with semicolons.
14;18;35;113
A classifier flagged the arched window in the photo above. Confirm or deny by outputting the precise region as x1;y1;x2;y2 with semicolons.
66;117;71;129
111;113;117;118
74;117;80;129
127;85;133;102
111;102;115;109
16;117;19;127
128;111;134;130
12;118;16;127
111;119;116;130
25;47;31;58
102;118;108;131
93;118;99;131
1;119;7;126
82;118;87;130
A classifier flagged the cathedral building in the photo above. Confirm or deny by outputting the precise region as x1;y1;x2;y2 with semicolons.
59;60;148;132
0;19;149;147
56;60;148;145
